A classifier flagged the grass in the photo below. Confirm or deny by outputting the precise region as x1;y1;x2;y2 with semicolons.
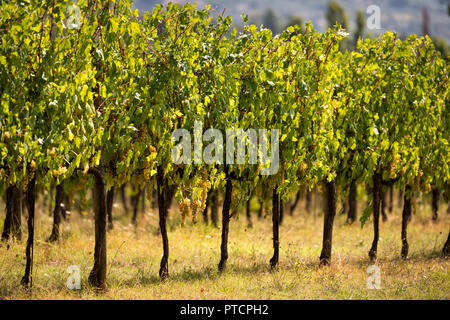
0;192;448;300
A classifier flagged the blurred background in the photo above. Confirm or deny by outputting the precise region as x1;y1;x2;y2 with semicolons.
132;0;450;57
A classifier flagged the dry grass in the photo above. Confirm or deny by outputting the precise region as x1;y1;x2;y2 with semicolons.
0;193;448;300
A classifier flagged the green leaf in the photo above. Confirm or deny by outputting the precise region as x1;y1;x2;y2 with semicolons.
360;203;372;228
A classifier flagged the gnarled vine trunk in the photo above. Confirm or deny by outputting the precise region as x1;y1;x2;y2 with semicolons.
218;170;232;272
21;176;36;287
157;167;170;280
48;183;65;242
401;185;412;259
131;186;140;225
431;188;439;221
369;172;382;262
305;189;312;213
258;198;264;218
290;190;301;216
48;186;54;217
2;184;22;241
270;187;280;269
88;166;108;290
346;179;357;224
246;194;252;228
319;180;336;266
381;188;388;222
443;230;450;258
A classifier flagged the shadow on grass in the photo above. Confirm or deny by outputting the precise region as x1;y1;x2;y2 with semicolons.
113;260;273;288
353;248;447;269
390;249;446;263
110;249;448;289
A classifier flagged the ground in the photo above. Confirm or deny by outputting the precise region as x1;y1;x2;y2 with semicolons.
0;193;449;300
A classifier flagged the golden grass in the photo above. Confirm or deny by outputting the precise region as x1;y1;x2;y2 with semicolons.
0;194;448;300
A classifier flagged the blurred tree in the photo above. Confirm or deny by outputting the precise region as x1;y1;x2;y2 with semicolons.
284;15;304;35
422;7;431;37
326;1;350;51
354;9;365;46
432;36;449;59
420;4;449;59
326;1;348;29
262;8;280;35
285;15;303;29
440;0;450;16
